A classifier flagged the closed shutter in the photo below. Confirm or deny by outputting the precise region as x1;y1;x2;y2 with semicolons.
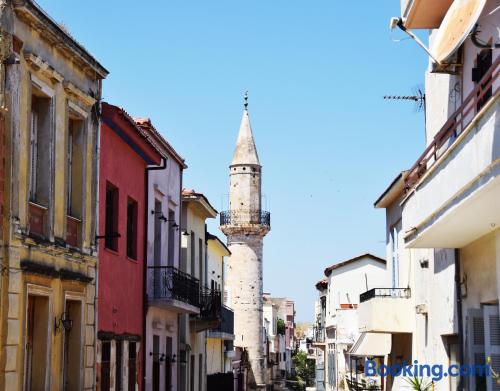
467;308;485;391
484;305;500;391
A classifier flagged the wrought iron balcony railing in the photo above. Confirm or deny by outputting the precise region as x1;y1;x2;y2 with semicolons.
199;287;222;320
405;55;499;192
210;305;234;335
220;210;271;228
359;288;411;303
147;266;200;307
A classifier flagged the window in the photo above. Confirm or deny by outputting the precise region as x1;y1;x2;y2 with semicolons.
199;238;203;285
105;183;119;251
126;198;138;259
128;342;137;391
100;341;111;391
168;209;175;265
67;118;84;218
116;340;123;391
190;232;196;277
29;93;51;206
473;48;493;112
153;200;162;267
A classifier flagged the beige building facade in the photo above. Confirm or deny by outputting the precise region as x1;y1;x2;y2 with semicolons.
0;1;107;390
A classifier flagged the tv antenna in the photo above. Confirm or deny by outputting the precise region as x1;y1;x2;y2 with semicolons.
384;86;425;112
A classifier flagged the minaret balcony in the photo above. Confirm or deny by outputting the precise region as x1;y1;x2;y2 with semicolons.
219;210;271;230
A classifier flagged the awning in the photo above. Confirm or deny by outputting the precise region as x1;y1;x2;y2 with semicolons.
348;332;391;357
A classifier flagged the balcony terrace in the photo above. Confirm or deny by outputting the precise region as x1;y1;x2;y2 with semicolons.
147;266;201;314
358;288;413;333
403;56;500;248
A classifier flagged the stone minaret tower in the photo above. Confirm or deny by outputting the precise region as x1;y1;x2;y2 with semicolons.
221;94;270;389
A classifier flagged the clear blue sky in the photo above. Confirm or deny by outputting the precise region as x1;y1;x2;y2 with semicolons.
38;0;428;322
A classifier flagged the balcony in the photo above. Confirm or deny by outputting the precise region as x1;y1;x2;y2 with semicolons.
147;266;200;314
220;210;270;229
358;288;413;333
208;305;235;340
191;287;222;332
401;0;453;29
403;57;499;248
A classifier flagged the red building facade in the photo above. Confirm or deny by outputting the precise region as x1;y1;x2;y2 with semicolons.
97;103;162;391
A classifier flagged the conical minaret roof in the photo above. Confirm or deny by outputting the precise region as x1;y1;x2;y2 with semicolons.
231;95;260;166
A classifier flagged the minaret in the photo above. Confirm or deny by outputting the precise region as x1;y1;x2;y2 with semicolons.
220;93;270;389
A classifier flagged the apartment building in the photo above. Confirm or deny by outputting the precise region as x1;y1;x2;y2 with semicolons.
360;0;500;389
313;254;388;391
0;1;107;389
134;117;189;391
180;189;222;391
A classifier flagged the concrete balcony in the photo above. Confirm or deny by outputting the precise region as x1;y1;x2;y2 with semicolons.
401;0;453;29
403;58;500;249
358;288;413;333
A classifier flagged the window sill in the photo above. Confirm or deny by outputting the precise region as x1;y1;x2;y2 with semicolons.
103;247;120;256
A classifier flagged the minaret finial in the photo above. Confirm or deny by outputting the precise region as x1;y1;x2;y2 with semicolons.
244;91;248;111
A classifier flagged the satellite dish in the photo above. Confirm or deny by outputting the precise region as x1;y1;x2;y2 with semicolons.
431;0;487;64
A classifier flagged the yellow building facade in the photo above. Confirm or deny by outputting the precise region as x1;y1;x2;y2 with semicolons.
0;1;107;390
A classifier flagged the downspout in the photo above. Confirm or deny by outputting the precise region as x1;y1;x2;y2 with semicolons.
93;85;102;391
143;157;167;391
455;248;464;390
178;164;184;390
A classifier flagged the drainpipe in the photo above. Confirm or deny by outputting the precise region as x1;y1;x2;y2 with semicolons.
93;87;103;391
143;157;167;391
455;248;464;390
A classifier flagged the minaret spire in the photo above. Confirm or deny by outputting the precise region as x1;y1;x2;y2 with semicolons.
231;92;260;166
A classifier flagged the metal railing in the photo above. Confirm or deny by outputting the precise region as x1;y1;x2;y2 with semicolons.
405;55;499;191
210;305;234;334
147;266;200;307
220;210;271;228
359;288;411;303
313;325;325;343
199;287;222;320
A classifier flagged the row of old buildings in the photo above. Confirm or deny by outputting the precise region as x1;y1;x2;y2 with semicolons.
0;1;296;391
311;0;499;390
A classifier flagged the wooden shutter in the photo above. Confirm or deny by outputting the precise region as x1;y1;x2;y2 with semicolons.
67;128;73;214
29;111;38;201
484;305;500;391
467;308;485;390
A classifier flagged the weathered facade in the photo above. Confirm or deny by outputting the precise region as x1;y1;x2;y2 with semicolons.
0;1;107;389
220;98;271;389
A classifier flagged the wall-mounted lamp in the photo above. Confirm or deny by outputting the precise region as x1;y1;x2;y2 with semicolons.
151;210;168;222
55;312;73;333
182;230;190;236
150;351;166;362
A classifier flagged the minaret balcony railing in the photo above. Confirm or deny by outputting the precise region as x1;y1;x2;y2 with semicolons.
219;210;271;228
